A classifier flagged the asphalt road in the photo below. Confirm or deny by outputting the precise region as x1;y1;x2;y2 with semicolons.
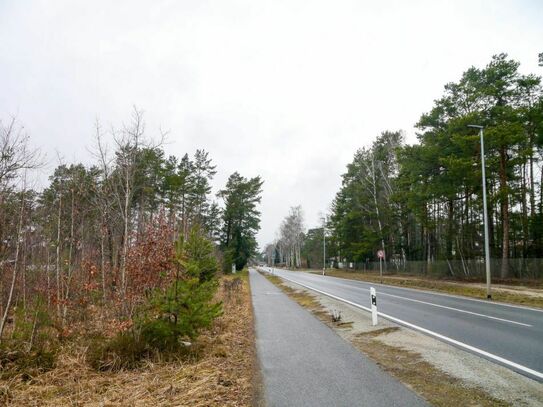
250;269;427;407
262;267;543;382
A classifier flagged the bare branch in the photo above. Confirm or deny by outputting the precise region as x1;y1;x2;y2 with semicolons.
0;117;43;190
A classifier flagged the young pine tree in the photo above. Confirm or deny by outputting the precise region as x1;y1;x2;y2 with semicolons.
139;226;222;350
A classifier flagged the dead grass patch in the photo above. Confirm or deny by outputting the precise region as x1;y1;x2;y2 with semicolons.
264;273;355;331
264;274;331;322
335;321;354;329
2;274;256;407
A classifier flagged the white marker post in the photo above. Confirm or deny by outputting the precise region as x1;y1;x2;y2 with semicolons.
232;264;236;274
370;287;378;326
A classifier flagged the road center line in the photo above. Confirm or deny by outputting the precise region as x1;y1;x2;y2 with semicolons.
371;290;531;327
286;273;532;327
270;271;543;381
308;271;543;313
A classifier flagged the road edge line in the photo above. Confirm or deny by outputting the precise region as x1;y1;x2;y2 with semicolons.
306;271;543;313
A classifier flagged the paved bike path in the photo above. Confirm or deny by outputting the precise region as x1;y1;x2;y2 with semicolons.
250;269;427;407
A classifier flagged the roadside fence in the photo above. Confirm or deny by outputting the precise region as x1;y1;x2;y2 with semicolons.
337;258;543;280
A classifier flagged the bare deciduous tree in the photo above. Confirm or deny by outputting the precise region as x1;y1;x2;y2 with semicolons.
277;206;305;268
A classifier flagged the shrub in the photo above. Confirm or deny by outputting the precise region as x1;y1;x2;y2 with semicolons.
0;343;57;380
0;301;58;379
177;225;219;282
87;226;223;370
140;278;222;350
86;332;146;371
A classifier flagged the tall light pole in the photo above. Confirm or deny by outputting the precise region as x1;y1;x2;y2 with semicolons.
468;124;492;299
322;216;326;276
271;245;275;275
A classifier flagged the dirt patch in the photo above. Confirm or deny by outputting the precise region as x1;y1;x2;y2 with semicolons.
263;270;543;407
316;269;543;309
1;274;257;406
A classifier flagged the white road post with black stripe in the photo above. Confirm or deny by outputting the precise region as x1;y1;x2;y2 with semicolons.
370;287;378;326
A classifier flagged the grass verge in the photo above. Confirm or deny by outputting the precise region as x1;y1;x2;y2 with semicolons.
352;330;507;407
1;273;256;406
262;271;508;407
313;269;543;309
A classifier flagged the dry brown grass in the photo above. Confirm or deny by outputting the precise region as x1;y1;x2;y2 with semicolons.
317;269;543;309
1;274;256;407
352;330;508;407
265;275;329;321
264;272;510;407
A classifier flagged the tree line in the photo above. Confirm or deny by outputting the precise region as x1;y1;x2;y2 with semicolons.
0;107;263;347
270;54;543;280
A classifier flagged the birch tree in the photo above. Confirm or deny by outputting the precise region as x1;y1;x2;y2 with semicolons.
278;206;305;268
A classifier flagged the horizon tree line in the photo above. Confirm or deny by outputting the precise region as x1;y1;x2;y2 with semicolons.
267;54;543;279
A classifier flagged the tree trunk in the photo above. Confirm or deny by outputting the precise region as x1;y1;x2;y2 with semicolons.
100;219;107;302
63;188;75;324
0;191;25;341
499;147;510;278
120;171;130;297
56;190;62;320
529;134;536;219
46;247;51;309
370;157;386;267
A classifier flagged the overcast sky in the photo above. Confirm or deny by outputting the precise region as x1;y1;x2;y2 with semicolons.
1;0;542;247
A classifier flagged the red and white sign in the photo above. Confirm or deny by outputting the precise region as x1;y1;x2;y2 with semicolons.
377;250;385;259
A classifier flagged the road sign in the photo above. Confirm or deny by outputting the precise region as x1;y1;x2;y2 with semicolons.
377;250;385;259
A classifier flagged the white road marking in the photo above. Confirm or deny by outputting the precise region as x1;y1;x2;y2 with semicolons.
272;271;543;381
305;270;543;314
273;270;533;326
375;291;531;327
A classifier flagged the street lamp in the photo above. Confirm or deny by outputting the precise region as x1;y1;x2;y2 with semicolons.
322;217;327;276
271;247;275;274
468;124;492;299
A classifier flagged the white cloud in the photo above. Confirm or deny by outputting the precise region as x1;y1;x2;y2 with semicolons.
1;0;542;247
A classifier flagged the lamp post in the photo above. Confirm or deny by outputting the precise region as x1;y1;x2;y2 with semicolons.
322;217;327;276
273;244;276;269
468;124;492;299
